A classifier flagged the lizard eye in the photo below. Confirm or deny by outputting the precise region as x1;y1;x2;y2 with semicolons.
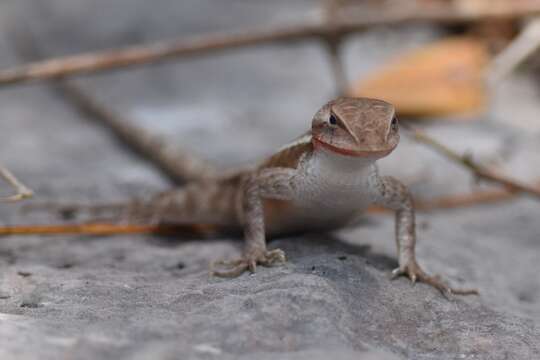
391;116;398;131
329;114;338;126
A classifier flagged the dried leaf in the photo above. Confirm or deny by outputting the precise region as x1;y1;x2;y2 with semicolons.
351;37;490;118
454;0;540;14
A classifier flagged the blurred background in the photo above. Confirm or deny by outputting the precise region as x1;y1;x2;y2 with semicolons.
1;1;540;359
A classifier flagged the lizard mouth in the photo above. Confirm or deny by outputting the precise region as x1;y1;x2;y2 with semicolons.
312;136;396;158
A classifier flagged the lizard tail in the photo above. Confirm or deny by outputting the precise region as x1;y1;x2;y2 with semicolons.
147;178;242;226
21;178;243;228
21;201;137;222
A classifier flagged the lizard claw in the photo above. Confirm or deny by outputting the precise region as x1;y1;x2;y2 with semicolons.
248;259;257;273
391;260;478;297
211;248;286;278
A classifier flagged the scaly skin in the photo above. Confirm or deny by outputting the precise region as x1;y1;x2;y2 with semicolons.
89;97;476;295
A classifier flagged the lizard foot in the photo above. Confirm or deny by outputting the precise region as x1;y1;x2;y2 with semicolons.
211;248;286;278
391;260;478;297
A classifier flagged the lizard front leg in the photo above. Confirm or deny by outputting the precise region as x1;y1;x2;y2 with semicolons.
372;176;477;295
212;168;296;277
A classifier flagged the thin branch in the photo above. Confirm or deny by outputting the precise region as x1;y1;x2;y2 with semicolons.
367;185;522;214
413;186;525;211
0;223;219;237
12;32;219;185
58;82;218;184
1;3;540;87
21;201;128;215
405;126;540;199
0;165;33;203
487;17;540;85
322;0;348;96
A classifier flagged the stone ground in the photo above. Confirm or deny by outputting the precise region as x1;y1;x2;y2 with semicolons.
1;1;540;359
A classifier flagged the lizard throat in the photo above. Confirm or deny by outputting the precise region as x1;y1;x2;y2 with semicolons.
312;136;395;158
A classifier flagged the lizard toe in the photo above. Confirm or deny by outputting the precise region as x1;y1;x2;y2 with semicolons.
211;248;287;278
211;261;249;278
247;259;257;273
265;248;287;265
391;267;404;279
391;260;478;297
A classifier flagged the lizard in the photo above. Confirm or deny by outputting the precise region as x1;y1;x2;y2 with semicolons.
135;96;476;295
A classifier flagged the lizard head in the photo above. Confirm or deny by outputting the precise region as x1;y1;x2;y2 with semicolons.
311;97;399;158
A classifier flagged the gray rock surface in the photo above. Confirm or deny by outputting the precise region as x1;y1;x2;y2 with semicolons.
1;1;540;359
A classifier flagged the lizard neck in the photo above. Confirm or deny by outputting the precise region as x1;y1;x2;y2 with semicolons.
310;146;378;175
287;142;379;228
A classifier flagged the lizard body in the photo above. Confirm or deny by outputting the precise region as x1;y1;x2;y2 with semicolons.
148;96;475;295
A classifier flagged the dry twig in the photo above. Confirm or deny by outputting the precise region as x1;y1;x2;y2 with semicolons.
486;17;540;85
58;82;218;184
0;223;218;237
368;182;534;213
12;32;218;185
1;3;540;87
0;165;33;202
413;185;533;210
405;126;540;199
322;0;348;96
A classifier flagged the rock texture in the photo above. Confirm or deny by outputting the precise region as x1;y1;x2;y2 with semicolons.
1;1;540;359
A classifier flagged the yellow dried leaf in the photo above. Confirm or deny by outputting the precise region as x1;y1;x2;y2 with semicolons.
351;37;490;118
